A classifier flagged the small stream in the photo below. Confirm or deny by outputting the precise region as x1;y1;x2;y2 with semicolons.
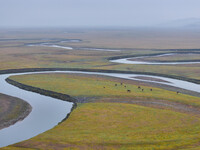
27;42;121;52
27;42;200;64
110;53;200;65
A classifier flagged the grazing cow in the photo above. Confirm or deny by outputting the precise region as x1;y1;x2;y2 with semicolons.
150;89;153;91
177;91;179;94
142;89;144;92
138;86;141;89
115;84;117;86
103;86;105;89
124;85;126;88
127;90;131;93
120;83;123;85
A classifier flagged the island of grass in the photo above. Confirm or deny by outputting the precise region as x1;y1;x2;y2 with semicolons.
0;93;32;130
2;73;200;150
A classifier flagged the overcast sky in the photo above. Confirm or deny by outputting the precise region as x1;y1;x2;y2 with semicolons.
1;0;200;28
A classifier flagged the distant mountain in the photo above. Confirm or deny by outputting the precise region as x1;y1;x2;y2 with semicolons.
159;18;200;28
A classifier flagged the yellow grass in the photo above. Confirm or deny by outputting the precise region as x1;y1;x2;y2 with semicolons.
9;73;200;106
4;103;200;150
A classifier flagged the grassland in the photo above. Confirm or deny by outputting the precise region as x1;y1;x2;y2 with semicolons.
4;103;200;150
2;73;200;149
8;73;200;106
1;28;200;149
0;28;200;80
0;93;32;130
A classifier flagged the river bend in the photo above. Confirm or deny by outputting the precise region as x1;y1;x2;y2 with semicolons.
1;70;200;147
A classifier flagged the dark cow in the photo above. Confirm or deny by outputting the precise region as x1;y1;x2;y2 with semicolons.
127;90;131;93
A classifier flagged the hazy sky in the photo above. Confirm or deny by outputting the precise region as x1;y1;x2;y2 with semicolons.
1;0;200;28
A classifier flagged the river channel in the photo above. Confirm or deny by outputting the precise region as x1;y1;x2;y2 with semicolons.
0;70;200;147
110;53;200;65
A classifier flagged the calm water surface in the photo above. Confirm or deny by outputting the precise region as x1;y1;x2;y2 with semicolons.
1;70;200;147
0;72;73;147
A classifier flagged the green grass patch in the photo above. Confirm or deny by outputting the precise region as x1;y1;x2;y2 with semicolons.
5;103;200;150
9;73;200;106
4;72;200;149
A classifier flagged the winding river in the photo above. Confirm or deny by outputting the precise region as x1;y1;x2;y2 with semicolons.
1;38;199;147
27;41;200;64
110;53;200;65
27;42;121;52
0;72;73;147
1;70;200;147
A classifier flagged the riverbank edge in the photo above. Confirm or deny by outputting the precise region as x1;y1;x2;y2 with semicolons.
107;51;200;60
6;78;77;103
5;78;77;124
0;95;32;130
1;67;200;84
